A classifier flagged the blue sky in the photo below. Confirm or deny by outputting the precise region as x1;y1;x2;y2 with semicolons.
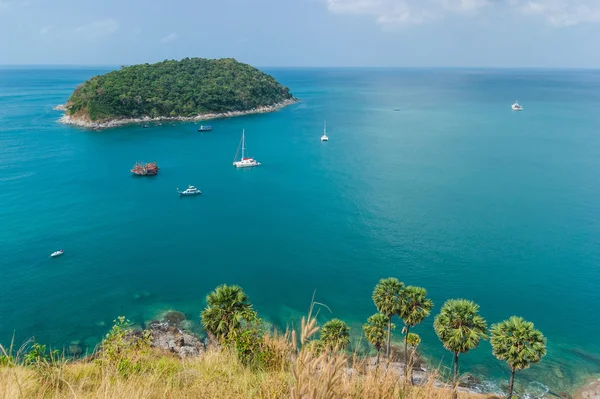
0;0;599;67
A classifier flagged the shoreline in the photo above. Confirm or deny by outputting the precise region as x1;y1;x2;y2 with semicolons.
55;98;298;129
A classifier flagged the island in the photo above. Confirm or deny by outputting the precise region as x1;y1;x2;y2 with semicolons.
58;58;297;129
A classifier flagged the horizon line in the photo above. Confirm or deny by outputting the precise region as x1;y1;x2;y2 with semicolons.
1;64;599;71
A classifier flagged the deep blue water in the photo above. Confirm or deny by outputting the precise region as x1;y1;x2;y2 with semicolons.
1;66;600;395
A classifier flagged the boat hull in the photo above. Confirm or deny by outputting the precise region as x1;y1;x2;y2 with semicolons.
233;161;261;168
178;191;202;196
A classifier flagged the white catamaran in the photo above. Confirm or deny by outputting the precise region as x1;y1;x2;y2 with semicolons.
233;129;261;168
321;121;329;141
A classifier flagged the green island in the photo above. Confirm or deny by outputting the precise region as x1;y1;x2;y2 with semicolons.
1;277;581;399
60;58;296;128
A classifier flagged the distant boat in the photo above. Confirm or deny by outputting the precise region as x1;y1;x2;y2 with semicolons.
233;129;260;168
321;121;329;141
50;250;64;258
142;124;150;128
177;185;202;196
198;125;213;132
131;162;159;176
512;101;523;111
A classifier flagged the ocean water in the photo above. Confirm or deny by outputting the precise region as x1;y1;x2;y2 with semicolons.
1;66;600;395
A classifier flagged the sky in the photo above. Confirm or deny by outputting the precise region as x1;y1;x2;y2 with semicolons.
0;0;599;67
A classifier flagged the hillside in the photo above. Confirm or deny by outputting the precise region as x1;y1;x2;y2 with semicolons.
64;58;295;123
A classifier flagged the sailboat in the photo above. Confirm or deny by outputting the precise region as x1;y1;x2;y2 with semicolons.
233;129;261;168
321;121;329;141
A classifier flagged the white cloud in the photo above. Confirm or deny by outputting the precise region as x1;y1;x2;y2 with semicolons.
74;18;119;39
325;0;600;26
159;32;178;43
516;0;600;26
326;0;491;26
40;25;52;35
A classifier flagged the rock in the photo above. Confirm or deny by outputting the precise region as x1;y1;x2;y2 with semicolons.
163;311;186;326
574;380;600;399
553;365;565;379
147;320;204;359
68;340;83;357
458;373;482;388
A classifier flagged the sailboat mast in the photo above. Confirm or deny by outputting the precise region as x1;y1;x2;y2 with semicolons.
324;121;327;135
241;129;245;159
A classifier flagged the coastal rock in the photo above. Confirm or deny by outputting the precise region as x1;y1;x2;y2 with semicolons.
68;340;84;357
58;98;298;130
163;310;186;327
53;104;66;111
147;320;204;359
575;380;600;399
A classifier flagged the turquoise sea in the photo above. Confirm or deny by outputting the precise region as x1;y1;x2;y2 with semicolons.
2;66;600;396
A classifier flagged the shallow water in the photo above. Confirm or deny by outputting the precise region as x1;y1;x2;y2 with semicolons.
1;66;600;395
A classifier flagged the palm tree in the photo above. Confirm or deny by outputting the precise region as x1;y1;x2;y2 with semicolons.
399;286;433;376
372;277;404;358
363;313;393;365
200;284;256;340
434;299;488;399
490;316;547;399
320;319;350;352
405;333;421;385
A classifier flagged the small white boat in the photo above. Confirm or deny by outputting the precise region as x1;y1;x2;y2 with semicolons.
50;250;64;258
177;185;202;196
233;129;261;168
321;121;329;141
512;101;523;111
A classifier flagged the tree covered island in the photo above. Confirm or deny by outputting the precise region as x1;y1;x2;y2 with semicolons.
61;58;296;128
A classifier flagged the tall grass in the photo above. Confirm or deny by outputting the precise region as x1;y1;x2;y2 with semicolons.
0;312;496;399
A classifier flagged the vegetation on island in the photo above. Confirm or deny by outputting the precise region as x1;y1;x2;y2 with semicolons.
0;279;547;399
65;58;295;122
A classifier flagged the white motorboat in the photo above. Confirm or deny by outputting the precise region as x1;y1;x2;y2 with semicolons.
177;185;202;196
50;250;64;258
321;121;329;141
233;129;261;168
512;101;523;111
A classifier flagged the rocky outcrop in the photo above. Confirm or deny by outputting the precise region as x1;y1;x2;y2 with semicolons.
56;98;298;130
147;320;204;359
575;380;600;399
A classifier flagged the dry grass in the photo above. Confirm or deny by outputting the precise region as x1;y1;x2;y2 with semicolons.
0;311;497;399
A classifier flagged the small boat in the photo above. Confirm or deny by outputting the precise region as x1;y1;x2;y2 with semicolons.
198;125;213;132
131;162;159;176
321;121;329;141
177;185;202;196
512;101;523;111
50;250;64;258
233;129;261;168
142;124;150;128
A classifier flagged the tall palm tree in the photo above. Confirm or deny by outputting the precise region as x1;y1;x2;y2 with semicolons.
201;284;256;340
372;277;404;358
362;313;393;365
399;286;433;377
434;299;488;399
490;316;547;399
320;319;350;352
